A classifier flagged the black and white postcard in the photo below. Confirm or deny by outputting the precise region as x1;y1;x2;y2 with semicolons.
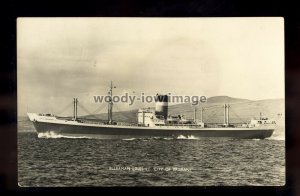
17;17;285;186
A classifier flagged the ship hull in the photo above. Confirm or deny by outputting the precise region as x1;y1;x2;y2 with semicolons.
31;121;274;139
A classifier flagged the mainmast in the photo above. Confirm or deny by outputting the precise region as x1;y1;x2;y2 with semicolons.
108;81;116;124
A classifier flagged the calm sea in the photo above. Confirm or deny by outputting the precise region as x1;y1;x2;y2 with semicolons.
18;119;285;187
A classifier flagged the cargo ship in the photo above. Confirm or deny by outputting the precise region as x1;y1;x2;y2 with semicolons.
27;82;276;139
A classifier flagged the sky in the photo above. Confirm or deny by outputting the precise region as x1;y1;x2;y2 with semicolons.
17;17;284;116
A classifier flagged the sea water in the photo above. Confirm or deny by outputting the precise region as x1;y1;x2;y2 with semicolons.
18;119;285;186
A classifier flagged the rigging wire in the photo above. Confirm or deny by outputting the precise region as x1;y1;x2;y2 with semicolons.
57;98;276;123
205;108;222;122
77;103;99;119
92;103;107;114
229;106;247;124
55;102;73;116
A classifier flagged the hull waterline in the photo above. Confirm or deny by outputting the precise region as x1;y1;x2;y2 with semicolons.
32;121;274;139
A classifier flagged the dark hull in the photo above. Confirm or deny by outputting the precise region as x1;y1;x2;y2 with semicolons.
32;121;274;139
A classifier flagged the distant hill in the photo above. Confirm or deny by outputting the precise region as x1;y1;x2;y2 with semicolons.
82;96;284;126
206;96;249;104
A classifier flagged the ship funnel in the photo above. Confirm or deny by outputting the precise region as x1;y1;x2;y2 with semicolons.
155;94;168;119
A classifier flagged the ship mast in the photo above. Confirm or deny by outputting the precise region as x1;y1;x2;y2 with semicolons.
223;104;227;125
223;104;230;126
260;112;262;120
200;107;203;122
227;104;230;125
108;81;115;124
73;98;78;121
193;107;197;123
194;106;204;123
